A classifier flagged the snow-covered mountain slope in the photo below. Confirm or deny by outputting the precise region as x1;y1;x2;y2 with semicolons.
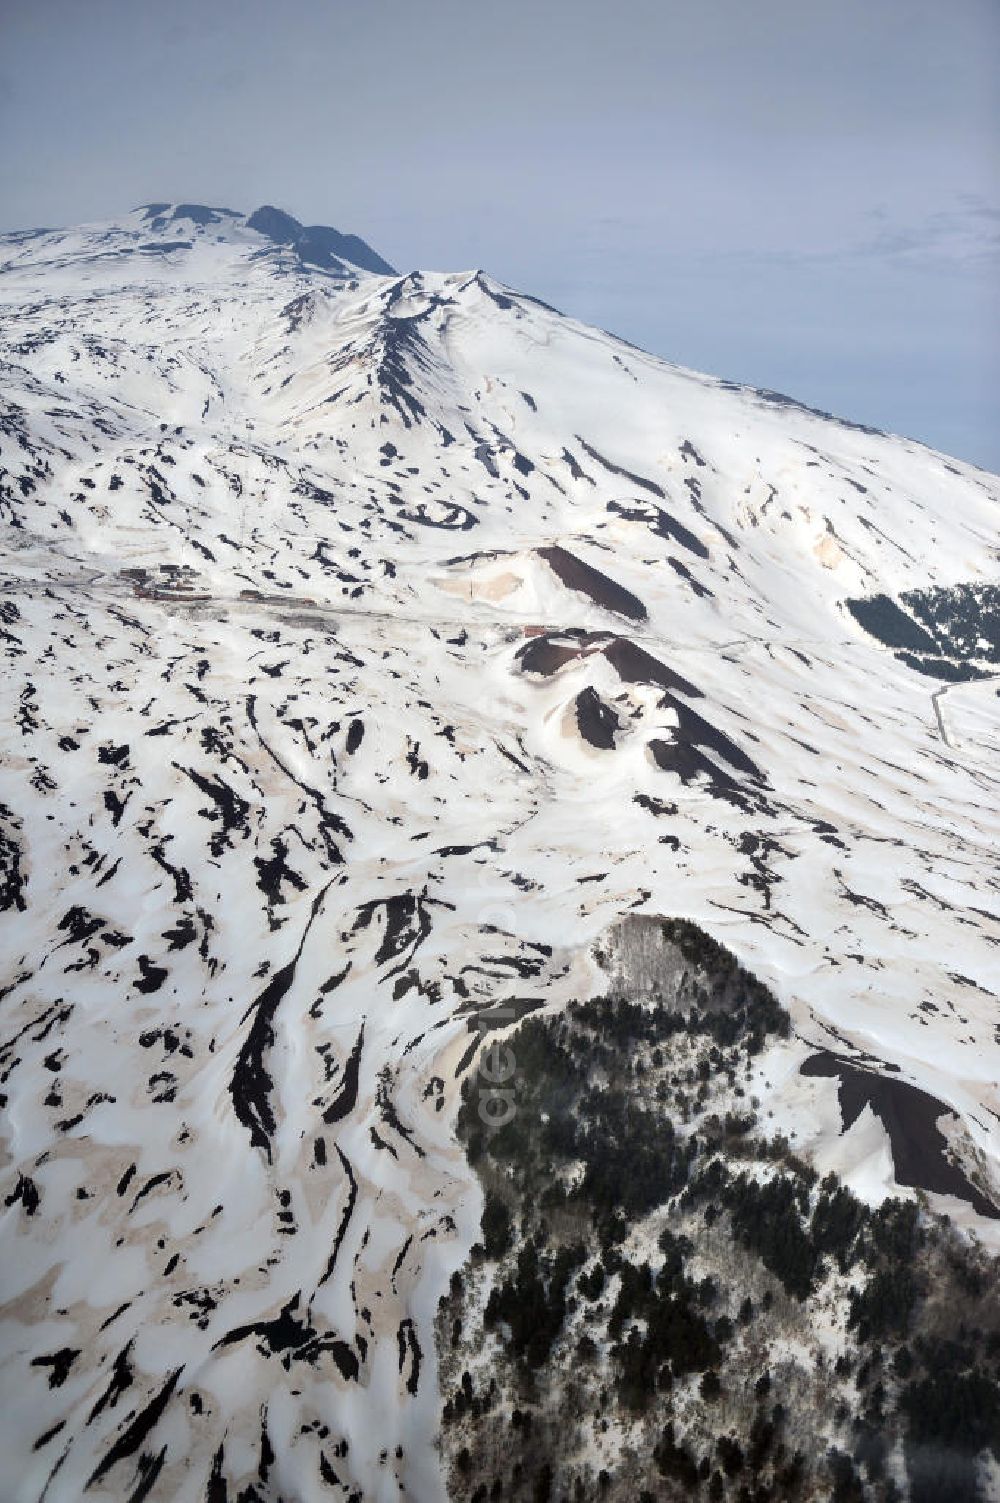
1;203;999;1502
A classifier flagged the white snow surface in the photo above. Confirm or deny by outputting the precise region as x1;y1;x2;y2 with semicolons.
1;205;999;1501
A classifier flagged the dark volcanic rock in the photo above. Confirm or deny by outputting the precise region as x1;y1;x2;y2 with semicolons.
538;545;647;622
575;686;620;749
247;204;397;276
246;205;303;242
802;1052;999;1218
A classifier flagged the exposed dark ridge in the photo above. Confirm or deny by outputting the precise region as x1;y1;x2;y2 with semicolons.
293;226;349;273
538;545;647;622
666;555;715;598
501;285;562;316
85;1368;183;1490
719;380;885;437
353;892;433;973
326;229;396;276
138;241;192;255
649;696;765;808
472;272;514;310
607;497;710;559
317;1146;358;1288
246;205;302;242
515;632;703;704
170;204;240;226
662;695;763;778
230;883;332;1160
605;637;702;698
649;734;743;798
574;436;666;498
246;204;396;275
322;1025;365;1125
802;1052;999;1219
324;304;434;424
575;686;620;750
515;629;608;677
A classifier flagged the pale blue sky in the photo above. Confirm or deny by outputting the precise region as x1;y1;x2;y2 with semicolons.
2;0;997;468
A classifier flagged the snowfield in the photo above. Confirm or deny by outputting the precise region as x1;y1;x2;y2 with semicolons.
0;202;998;1502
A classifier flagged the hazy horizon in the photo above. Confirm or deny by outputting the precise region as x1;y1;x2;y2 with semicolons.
2;0;997;469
